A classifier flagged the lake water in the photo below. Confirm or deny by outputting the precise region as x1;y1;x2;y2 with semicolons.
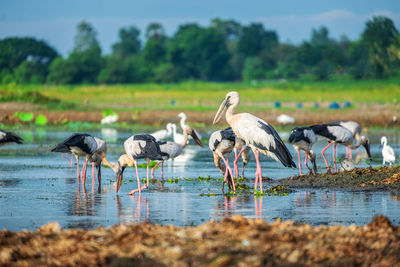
0;128;399;231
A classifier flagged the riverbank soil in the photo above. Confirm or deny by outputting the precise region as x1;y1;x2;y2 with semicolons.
1;215;399;266
278;166;400;191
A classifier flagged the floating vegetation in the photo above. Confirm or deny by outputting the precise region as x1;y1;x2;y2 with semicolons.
236;183;250;190
137;161;158;168
13;112;34;122
254;190;266;197
265;185;291;196
166;178;180;184
199;193;217;197
141;178;158;184
35;114;48;126
224;191;237;196
197;175;212;182
184;178;192;182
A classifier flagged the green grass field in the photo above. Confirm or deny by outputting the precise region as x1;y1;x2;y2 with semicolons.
1;79;399;112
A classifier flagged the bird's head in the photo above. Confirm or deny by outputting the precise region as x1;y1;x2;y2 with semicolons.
178;112;186;119
380;136;388;147
183;127;203;147
213;91;240;124
115;154;130;193
361;136;372;160
288;128;303;143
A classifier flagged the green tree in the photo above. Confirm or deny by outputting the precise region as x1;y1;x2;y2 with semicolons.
47;57;78;84
362;16;399;77
238;23;278;57
112;26;141;58
74;21;100;53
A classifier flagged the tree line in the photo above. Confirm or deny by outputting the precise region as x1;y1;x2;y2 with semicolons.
0;16;399;84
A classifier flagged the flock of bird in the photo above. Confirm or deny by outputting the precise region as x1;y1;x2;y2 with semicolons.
0;91;398;195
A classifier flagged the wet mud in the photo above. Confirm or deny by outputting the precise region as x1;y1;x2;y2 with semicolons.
278;166;400;192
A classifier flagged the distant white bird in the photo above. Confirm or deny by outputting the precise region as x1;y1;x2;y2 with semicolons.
171;123;186;144
213;91;296;194
380;136;396;166
288;127;317;175
101;115;118;124
178;112;202;140
277;114;295;125
0;130;23;146
310;123;371;173
331;120;362;159
152;127;203;179
116;134;163;195
151;123;173;140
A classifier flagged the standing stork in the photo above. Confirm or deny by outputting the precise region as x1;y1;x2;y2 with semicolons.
331;120;362;159
310;123;371;173
209;127;236;192
151;123;173;140
288;127;317;175
178;112;202;140
213;91;296;194
152;127;203;179
116;134;163;195
51;133;118;190
0;130;23;146
171;123;186;144
380;136;395;166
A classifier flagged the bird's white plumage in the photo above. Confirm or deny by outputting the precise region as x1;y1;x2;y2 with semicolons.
171;123;186;144
325;126;353;144
381;136;396;166
151;123;173;140
159;141;182;160
209;130;234;156
234;113;279;162
337;120;361;137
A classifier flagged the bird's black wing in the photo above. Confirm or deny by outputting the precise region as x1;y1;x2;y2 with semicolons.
258;121;296;168
134;134;157;143
61;133;96;154
310;123;340;141
0;130;23;144
220;128;236;143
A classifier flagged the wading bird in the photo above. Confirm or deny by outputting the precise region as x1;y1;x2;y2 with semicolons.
209;127;236;191
51;133;118;190
151;123;173;140
178;112;202;140
0;130;23;146
310;123;371;173
288;127;317;175
331;120;362;159
380;136;395;166
152;127;203;179
213;91;296;194
116;134;163;195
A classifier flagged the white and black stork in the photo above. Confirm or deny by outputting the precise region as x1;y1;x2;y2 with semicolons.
213;91;296;194
116;134;163;195
310;123;371;173
288;127;317;175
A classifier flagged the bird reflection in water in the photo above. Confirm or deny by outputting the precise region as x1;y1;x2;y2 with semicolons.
254;197;263;217
297;192;314;207
223;196;236;217
117;195;149;224
75;191;95;217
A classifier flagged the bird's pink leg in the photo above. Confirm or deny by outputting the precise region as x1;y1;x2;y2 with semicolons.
233;150;239;178
92;163;95;185
297;150;302;175
333;144;337;172
349;149;352;160
304;153;309;170
76;156;80;188
254;151;263;193
233;148;245;178
129;163;142;195
151;161;162;179
345;147;349;159
321;142;333;172
161;162;164;180
220;155;235;192
81;158;88;185
146;159;150;187
62;153;73;167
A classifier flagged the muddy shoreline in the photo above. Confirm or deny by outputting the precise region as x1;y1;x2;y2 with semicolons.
277;166;400;192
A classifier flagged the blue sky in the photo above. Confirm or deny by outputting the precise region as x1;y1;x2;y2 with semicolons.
1;0;399;56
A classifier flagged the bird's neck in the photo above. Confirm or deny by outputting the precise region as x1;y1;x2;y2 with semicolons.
180;134;189;148
180;116;186;130
347;138;363;149
226;104;237;125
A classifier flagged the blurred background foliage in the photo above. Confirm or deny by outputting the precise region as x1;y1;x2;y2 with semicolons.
0;16;399;85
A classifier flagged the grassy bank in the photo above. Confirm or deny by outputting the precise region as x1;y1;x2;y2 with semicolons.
1;79;399;112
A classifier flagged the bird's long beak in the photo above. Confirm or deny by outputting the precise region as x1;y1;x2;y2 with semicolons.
213;99;227;124
190;131;203;147
116;167;125;193
363;141;372;160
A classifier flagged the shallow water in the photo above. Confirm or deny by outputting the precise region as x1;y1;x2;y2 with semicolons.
0;128;399;231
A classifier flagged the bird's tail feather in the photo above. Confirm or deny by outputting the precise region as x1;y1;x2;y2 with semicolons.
51;143;70;153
